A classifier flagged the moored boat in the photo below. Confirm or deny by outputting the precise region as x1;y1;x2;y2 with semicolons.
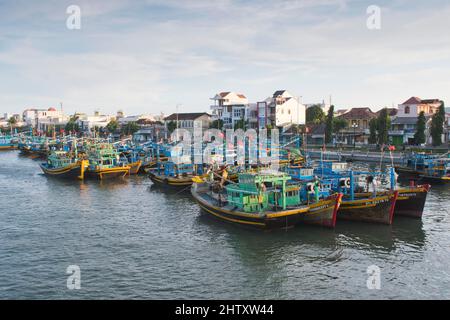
40;151;89;180
0;135;16;150
148;162;201;189
289;161;401;225
339;191;399;225
191;171;342;229
85;143;130;180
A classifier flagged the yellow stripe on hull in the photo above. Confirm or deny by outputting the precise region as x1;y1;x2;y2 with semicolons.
88;166;130;180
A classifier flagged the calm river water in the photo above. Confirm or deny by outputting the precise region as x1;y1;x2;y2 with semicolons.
0;150;449;299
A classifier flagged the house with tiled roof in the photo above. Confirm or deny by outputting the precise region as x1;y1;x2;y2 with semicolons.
257;90;305;129
390;97;444;145
336;107;377;145
164;112;211;133
397;96;443;118
210;92;249;129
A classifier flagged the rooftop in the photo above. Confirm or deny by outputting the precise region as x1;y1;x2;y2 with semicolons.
338;107;376;120
164;112;210;121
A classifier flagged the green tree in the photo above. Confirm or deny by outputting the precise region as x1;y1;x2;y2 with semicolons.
368;118;378;144
65;115;80;133
210;119;224;130
414;111;426;145
122;122;140;136
324;105;334;144
333;118;347;133
7;117;17;135
376;108;390;145
430;103;445;146
167;121;177;133
306;105;325;124
234;119;246;130
106;120;119;133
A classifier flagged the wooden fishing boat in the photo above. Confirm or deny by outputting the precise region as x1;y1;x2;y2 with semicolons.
85;143;130;180
339;191;399;225
289;161;402;225
191;172;342;229
396;153;450;182
148;162;201;189
300;193;343;228
356;184;430;219
39;151;89;180
142;156;169;172
128;160;142;175
0;135;16;150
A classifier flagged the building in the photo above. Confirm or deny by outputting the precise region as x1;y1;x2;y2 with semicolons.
118;114;156;125
397;97;443;117
76;111;115;134
21;107;69;133
337;107;377;145
164;112;211;133
390;97;444;145
257;90;305;129
210;92;249;129
133;123;167;143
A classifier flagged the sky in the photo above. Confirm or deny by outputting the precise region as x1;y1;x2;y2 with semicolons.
1;0;450;116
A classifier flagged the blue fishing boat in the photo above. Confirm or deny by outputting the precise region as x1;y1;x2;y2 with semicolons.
40;150;89;180
148;161;203;189
0;135;16;150
85;143;130;180
289;161;399;225
191;171;342;229
396;152;450;182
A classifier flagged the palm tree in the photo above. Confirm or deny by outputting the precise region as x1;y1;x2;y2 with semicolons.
7;117;17;135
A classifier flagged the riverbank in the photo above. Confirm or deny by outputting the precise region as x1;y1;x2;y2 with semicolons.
307;149;404;164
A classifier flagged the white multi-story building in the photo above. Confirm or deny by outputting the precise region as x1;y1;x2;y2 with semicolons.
22;107;68;131
397;97;442;117
118;114;157;125
210;92;249;129
76;111;114;133
257;90;305;129
391;97;444;145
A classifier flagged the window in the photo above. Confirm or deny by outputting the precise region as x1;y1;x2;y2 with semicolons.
405;106;410;114
288;109;291;115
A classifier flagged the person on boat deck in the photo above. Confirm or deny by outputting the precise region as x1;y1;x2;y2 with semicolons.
366;176;378;197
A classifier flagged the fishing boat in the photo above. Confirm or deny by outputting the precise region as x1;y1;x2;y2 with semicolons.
191;171;342;229
396;153;450;182
118;150;142;175
18;136;50;158
85;143;130;180
148;161;202;189
346;165;430;219
39;150;89;180
289;161;399;225
0;135;16;150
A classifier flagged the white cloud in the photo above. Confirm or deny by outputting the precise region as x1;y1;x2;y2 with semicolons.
1;0;450;114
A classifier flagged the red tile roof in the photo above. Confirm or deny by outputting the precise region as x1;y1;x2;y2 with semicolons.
164;112;210;121
402;97;422;105
338;107;376;120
